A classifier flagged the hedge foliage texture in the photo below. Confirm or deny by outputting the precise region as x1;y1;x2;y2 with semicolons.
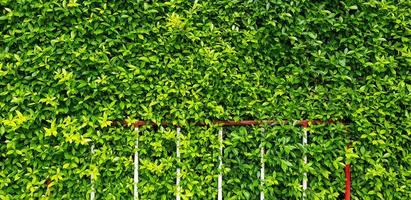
0;0;410;199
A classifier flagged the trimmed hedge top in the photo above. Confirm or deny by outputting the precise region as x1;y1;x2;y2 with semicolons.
0;0;410;199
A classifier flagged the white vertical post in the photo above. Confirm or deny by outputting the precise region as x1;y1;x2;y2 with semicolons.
260;128;265;200
176;127;181;200
90;144;95;200
302;128;308;200
134;127;139;200
218;128;223;200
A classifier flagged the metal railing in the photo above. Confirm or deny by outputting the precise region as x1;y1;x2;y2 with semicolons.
91;119;351;200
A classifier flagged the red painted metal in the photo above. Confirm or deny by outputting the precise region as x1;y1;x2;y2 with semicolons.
345;164;351;200
115;118;351;198
300;120;309;128
119;119;345;128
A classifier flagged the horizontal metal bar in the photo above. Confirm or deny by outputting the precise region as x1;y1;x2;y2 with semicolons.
113;119;349;128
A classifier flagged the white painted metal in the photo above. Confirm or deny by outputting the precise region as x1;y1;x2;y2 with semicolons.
176;127;181;200
260;128;265;200
302;128;308;200
134;127;139;200
218;128;223;200
91;144;95;200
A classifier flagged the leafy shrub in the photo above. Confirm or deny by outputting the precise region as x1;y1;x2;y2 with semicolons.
0;0;410;199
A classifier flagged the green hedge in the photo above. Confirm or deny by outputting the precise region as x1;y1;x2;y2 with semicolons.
1;0;410;199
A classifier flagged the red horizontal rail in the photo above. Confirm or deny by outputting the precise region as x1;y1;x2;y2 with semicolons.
114;119;347;128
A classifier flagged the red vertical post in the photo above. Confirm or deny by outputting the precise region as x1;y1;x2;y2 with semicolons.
345;164;351;200
345;140;352;200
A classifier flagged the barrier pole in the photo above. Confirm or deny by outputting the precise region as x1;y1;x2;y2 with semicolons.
134;127;139;200
90;144;95;200
218;128;223;200
302;124;308;200
260;128;265;200
345;164;351;200
345;142;352;200
176;127;181;200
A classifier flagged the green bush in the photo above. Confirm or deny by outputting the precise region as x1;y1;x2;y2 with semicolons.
0;0;410;199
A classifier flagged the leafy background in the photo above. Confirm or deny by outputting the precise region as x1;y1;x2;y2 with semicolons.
0;0;410;199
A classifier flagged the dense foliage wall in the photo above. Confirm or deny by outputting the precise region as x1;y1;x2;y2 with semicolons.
0;0;410;199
